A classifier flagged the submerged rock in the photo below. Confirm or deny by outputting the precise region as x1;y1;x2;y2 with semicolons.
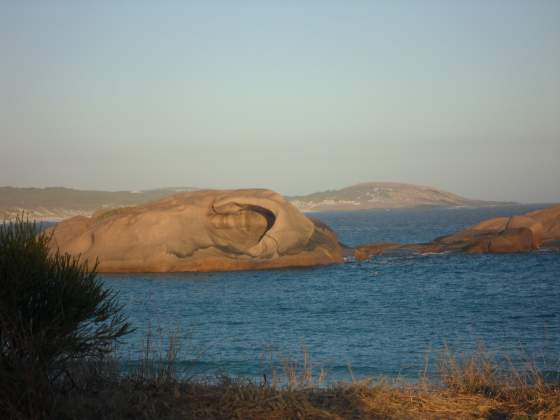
355;205;560;259
47;189;344;272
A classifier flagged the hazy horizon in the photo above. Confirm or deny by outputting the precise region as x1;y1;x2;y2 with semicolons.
1;181;559;206
2;1;559;203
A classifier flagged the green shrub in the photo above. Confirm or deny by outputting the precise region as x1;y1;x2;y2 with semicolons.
0;216;131;419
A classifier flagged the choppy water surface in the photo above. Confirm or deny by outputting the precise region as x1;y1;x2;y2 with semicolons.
104;205;560;381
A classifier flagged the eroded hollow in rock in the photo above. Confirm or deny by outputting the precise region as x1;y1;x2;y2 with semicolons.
209;203;276;252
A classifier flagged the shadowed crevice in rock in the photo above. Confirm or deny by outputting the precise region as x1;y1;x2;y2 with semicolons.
246;205;276;238
209;203;276;246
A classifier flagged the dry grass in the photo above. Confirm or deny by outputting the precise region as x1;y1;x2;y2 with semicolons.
57;375;560;420
46;336;560;420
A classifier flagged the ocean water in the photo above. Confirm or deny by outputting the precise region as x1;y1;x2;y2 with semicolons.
103;204;560;382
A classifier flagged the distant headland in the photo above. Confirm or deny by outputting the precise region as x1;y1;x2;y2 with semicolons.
288;182;513;211
0;182;514;221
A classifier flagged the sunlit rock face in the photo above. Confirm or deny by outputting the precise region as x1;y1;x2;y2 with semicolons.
46;189;344;272
434;206;560;253
354;205;560;260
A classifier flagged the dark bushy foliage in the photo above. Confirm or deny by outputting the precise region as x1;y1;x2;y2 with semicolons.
0;217;131;419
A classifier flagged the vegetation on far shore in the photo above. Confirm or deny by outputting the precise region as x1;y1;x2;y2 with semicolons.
1;217;559;419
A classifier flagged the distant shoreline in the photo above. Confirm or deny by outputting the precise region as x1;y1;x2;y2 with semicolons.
13;202;558;223
1;182;522;221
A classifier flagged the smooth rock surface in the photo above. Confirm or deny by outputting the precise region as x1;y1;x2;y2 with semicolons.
47;189;344;272
355;205;560;259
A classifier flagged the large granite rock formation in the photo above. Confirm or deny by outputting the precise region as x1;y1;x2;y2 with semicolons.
47;189;344;272
355;205;560;260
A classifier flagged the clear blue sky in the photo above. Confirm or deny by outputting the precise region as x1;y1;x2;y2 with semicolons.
2;0;559;202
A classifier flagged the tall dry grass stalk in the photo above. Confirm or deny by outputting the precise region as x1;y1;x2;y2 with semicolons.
438;342;501;396
261;346;328;390
129;324;183;384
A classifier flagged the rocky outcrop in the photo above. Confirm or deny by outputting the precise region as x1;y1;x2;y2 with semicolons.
46;189;344;273
354;243;401;260
355;205;560;260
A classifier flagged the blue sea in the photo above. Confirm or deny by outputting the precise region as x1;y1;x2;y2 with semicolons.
102;204;560;382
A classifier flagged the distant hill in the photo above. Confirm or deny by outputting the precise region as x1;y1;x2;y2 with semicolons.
288;182;510;212
0;183;511;221
0;187;197;221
